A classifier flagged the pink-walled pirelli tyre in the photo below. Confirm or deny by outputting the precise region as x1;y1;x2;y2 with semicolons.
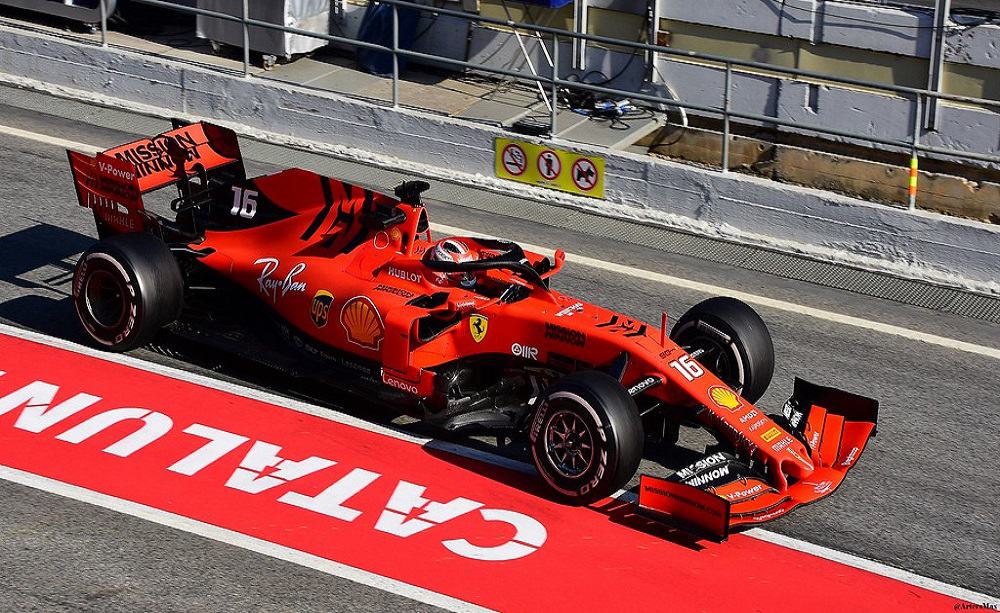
529;371;644;505
72;233;183;352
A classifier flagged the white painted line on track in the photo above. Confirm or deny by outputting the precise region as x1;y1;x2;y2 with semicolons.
0;124;101;154
2;322;998;606
747;529;1000;607
0;465;494;613
612;487;1000;605
2;122;995;362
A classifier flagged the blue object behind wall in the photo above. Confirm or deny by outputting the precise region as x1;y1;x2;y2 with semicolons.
519;0;574;7
357;4;421;77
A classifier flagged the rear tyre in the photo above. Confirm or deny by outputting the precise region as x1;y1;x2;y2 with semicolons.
529;371;643;504
670;296;774;402
72;233;184;352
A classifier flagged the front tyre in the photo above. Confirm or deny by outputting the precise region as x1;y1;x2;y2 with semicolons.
671;296;774;403
72;233;184;352
529;371;643;505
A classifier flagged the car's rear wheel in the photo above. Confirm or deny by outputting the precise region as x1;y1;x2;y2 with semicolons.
670;297;774;402
73;233;184;352
529;371;643;504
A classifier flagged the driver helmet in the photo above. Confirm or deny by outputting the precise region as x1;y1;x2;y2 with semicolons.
427;238;477;289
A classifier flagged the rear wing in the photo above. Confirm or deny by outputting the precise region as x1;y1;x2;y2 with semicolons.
101;121;244;193
68;121;245;234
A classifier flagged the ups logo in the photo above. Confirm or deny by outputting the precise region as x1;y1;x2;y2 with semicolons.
310;290;334;328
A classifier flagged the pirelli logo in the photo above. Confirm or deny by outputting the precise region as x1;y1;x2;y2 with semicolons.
761;427;782;443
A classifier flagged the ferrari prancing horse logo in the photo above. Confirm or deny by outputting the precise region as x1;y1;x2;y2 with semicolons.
469;314;488;343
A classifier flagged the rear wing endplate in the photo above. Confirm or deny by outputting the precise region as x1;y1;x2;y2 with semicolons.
67;149;146;234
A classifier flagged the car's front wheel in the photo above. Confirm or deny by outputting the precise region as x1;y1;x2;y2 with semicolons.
529;371;643;505
670;297;775;403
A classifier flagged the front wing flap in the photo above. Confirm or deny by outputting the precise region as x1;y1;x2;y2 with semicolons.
638;378;878;540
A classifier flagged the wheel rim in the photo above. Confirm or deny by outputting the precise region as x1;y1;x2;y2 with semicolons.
84;269;127;329
678;329;745;392
544;409;595;479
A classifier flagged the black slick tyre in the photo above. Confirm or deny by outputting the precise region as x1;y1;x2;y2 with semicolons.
529;371;643;505
72;233;183;352
670;296;775;402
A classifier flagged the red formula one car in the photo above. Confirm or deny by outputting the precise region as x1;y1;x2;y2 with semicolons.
66;122;878;540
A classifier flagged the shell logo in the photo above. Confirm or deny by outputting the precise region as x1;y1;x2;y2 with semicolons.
708;385;743;411
340;296;384;350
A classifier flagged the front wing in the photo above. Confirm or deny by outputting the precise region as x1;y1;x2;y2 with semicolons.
637;378;878;541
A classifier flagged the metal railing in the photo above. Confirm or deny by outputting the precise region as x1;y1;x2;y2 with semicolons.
56;0;1000;206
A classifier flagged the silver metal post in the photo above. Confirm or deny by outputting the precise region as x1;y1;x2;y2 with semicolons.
924;0;951;130
550;34;558;138
99;0;108;48
645;0;660;83
573;0;588;70
392;4;400;108
909;93;922;211
722;62;732;173
241;0;250;77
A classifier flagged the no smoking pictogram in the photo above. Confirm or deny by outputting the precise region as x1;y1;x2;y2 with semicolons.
537;150;561;181
571;158;599;191
502;144;527;176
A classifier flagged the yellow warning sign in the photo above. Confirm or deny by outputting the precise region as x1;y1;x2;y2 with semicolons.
494;138;605;199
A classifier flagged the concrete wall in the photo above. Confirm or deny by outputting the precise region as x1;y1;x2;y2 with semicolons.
945;23;1000;69
661;0;935;55
652;58;1000;167
818;2;931;57
1;24;997;294
659;0;1000;67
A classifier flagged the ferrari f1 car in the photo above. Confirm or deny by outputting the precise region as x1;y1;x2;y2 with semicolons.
66;122;878;540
